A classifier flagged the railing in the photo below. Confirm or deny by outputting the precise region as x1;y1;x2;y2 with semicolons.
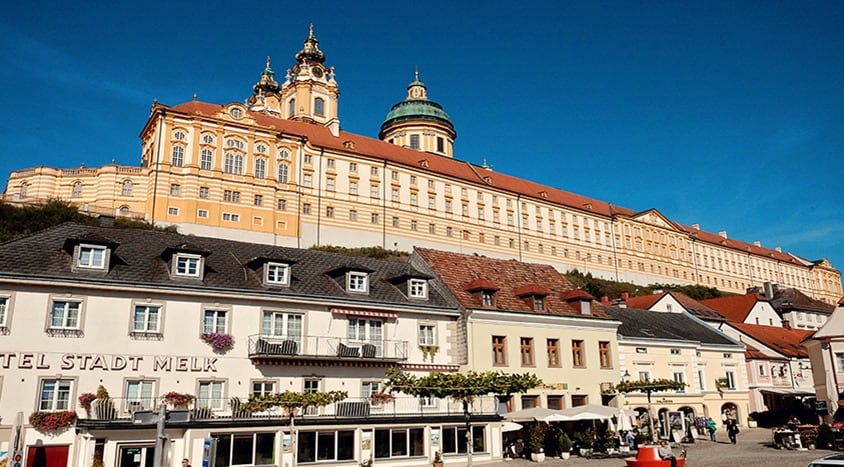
248;334;408;361
77;395;498;423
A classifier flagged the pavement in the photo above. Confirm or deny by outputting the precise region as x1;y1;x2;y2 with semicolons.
480;427;836;467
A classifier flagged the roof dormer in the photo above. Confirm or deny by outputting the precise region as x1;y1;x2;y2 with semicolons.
162;242;211;280
247;254;298;288
562;289;596;315
387;270;433;300
325;263;375;295
464;278;500;308
514;283;551;312
64;232;119;273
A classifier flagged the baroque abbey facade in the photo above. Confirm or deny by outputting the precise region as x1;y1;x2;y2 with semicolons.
4;27;841;303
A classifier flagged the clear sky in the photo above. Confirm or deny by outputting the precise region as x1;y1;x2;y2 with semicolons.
2;1;842;281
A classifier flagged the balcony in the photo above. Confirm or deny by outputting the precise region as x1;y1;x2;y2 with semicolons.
75;395;499;428
247;335;408;365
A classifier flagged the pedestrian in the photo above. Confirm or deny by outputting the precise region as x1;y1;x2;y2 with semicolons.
624;430;636;449
726;419;740;444
182;459;191;467
706;417;717;441
658;440;678;467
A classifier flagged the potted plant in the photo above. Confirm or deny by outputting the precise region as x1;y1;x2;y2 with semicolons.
91;385;115;419
420;344;439;362
369;391;396;406
558;432;572;459
29;410;77;432
432;450;443;467
200;332;235;352
529;423;548;462
162;391;196;409
573;428;595;457
78;392;97;417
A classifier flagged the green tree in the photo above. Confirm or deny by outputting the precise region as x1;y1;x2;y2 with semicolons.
385;367;541;466
611;379;686;442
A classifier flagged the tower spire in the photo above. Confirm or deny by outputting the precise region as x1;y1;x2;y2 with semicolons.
295;24;326;64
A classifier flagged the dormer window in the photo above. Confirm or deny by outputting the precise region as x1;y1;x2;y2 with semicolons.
174;254;202;277
265;262;291;286
482;291;494;307
409;279;428;299
533;296;545;312
77;244;107;269
347;272;369;293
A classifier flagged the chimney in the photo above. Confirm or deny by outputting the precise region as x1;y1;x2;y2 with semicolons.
718;231;728;238
692;223;700;230
621;292;629;301
782;320;791;329
775;246;782;252
763;282;774;300
601;296;610;304
753;241;762;247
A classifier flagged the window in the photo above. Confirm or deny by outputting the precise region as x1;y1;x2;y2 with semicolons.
277;163;289;183
532;296;544;312
836;353;844;372
492;336;507;365
298;431;354;463
638;371;651;382
262;311;303;345
214;433;276;467
126;380;155;411
253;195;262;206
521;395;539;409
347;272;368;293
349;181;358;195
0;296;8;328
348;318;382;344
232;192;241;203
349;210;357;221
168;207;179;216
201;149;213;170
724;371;736;390
520;337;535;366
673;371;686;392
374;428;425;459
442;426;485;454
203;309;228;334
198;381;225;409
635;347;648;354
288;98;296;116
410;220;417;230
277;199;286;210
50;300;81;330
72;182;82;198
77;245;107;269
254;158;266;179
265;262;290;286
303;174;313;187
231;107;243;118
174;254;202;277
251;381;276;397
409;279;428;298
428;223;435;234
222;213;240;222
199;186;209;198
122;180;133;196
670;348;681;355
171;146;184;167
418;324;435;346
133;305;161;333
314;97;325;116
170;184;180;196
391;216;399;227
349;162;357;172
39;379;72;411
326;178;335;191
304;154;313;165
370;185;379;198
482;291;494;307
599;341;612;368
572;340;584;367
223;190;233;202
437;136;444;152
370;213;379;224
197;209;209;218
547;339;560;367
409;134;420;149
698;370;706;390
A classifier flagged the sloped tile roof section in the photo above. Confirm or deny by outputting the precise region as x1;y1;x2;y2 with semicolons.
415;247;610;318
625;291;727;321
561;289;595;302
0;223;458;312
700;294;769;322
770;287;835;314
604;306;738;346
728;322;814;358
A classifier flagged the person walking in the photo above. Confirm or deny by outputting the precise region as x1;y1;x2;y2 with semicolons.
726;419;740;444
706;417;717;441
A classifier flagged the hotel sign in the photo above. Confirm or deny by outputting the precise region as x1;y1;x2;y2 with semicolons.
0;352;218;372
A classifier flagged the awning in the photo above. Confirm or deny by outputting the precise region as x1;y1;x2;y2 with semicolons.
330;308;398;319
759;388;815;397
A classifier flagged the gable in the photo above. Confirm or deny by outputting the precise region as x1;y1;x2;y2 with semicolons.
630;209;679;231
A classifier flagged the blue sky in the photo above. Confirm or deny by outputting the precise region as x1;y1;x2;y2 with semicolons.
2;1;843;281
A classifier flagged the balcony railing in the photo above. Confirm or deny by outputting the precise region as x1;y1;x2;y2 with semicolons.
247;335;408;362
77;395;498;424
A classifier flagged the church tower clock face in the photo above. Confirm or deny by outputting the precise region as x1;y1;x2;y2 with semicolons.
312;66;323;78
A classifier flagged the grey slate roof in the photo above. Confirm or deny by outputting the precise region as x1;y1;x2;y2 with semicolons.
0;222;458;311
604;306;739;347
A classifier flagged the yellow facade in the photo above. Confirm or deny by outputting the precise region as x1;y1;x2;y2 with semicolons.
3;28;841;304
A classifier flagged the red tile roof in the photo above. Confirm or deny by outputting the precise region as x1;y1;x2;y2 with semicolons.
743;343;787;361
700;294;769;322
624;293;664;309
415;248;610;318
561;289;595;301
728;322;814;358
623;291;725;318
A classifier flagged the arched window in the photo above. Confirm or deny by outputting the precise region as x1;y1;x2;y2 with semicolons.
314;97;325;116
19;183;28;198
201;133;215;145
171;146;184;167
278;149;289;159
200;149;213;170
255;158;266;179
256;144;268;154
234;154;244;174
288;99;296;117
118;205;130;216
278;163;289;184
122;180;133;196
224;153;235;174
173;130;186;141
72;181;82;198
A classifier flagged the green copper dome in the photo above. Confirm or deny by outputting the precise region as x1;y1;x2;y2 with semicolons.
379;74;455;138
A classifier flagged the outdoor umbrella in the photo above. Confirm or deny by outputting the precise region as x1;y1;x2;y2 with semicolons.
503;407;568;423
501;421;524;432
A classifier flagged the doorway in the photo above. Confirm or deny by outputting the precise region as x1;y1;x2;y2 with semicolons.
118;446;155;467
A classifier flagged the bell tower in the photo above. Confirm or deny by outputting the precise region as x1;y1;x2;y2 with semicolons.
280;24;341;136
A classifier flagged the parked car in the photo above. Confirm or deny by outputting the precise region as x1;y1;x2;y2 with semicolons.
809;454;844;467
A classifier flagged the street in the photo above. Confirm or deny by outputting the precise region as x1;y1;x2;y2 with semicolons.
483;427;833;467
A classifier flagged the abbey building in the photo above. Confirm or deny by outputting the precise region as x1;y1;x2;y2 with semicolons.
3;27;841;304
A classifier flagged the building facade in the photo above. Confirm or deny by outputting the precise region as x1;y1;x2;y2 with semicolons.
0;223;510;467
4;27;841;304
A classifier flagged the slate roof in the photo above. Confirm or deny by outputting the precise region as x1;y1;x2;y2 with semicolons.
727;322;814;358
414;247;612;319
769;287;835;315
603;306;739;347
700;294;770;323
0;223;457;311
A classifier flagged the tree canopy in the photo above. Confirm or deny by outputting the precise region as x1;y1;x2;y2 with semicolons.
240;390;348;413
612;378;687;394
384;367;542;401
